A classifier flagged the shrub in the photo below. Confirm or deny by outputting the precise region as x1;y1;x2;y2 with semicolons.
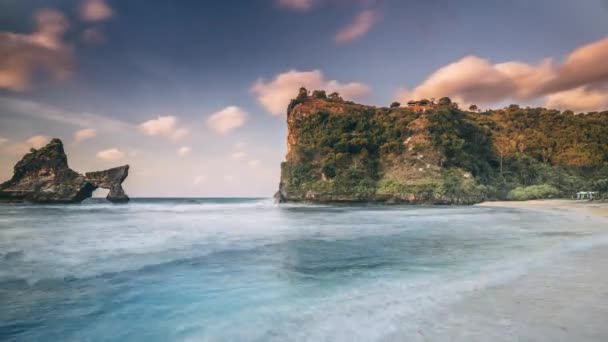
312;90;327;99
438;97;452;106
507;184;560;201
329;92;343;101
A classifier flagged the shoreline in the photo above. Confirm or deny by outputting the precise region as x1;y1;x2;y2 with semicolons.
477;199;608;220
426;199;608;340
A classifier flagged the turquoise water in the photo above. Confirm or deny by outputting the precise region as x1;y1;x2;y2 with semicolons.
0;199;606;341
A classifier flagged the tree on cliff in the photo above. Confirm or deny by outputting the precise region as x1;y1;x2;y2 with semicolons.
312;90;327;99
329;92;343;101
438;97;452;106
297;87;308;100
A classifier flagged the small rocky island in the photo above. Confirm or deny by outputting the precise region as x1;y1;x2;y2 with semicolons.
0;138;130;203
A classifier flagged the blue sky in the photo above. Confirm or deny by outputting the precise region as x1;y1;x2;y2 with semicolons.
1;0;607;196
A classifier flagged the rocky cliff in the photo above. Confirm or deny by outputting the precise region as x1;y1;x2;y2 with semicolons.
0;138;130;203
276;89;608;204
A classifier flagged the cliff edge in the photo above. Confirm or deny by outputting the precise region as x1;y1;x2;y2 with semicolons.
0;138;130;203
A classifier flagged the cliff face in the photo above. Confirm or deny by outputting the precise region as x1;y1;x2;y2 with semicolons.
276;90;608;204
0;139;130;203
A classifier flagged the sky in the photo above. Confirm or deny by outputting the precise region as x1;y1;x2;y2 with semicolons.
1;0;607;197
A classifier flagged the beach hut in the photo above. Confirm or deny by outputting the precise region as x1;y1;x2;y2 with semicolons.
576;191;598;200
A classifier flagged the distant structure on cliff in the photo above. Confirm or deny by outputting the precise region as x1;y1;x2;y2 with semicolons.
407;99;434;112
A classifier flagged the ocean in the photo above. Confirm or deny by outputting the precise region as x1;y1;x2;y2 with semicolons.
1;198;607;341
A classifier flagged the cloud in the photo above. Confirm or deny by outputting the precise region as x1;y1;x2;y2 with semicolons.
247;159;260;168
177;146;191;157
0;137;8;145
397;36;608;110
138;116;190;140
194;174;207;185
0;9;74;91
74;128;97;143
545;86;608;112
206;106;248;135
2;135;50;155
96;148;125;161
27;135;51;149
80;0;113;22
252;70;370;115
276;0;315;11
548;37;608;93
335;9;379;44
0;97;130;131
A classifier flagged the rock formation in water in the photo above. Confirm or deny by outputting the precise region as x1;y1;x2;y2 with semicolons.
0;138;130;203
276;88;608;204
86;166;130;203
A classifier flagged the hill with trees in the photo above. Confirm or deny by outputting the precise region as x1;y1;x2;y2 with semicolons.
275;88;608;204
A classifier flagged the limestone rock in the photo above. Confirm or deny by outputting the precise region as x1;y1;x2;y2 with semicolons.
86;166;130;203
0;138;130;203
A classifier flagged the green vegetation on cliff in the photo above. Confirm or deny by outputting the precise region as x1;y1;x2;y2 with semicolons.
276;88;608;204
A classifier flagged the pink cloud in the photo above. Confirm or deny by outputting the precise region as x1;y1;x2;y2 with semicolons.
396;36;608;111
0;9;74;91
74;128;97;143
545;86;608;112
138;116;190;140
252;70;370;115
96;148;125;161
335;9;379;44
80;0;114;22
276;0;316;11
206;106;248;135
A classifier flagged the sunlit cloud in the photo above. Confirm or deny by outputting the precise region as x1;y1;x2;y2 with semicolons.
545;86;608;112
3;135;51;155
138;116;190;140
96;148;125;161
276;0;315;11
0;137;8;145
335;9;379;44
27;135;51;149
396;36;608;111
206;106;248;135
177;146;192;157
0;9;74;91
252;70;370;115
80;0;114;22
74;128;97;143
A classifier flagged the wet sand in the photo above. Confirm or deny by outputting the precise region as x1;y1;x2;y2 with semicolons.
478;199;608;219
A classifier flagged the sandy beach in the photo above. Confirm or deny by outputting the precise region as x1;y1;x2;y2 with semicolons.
477;199;608;219
422;199;608;341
